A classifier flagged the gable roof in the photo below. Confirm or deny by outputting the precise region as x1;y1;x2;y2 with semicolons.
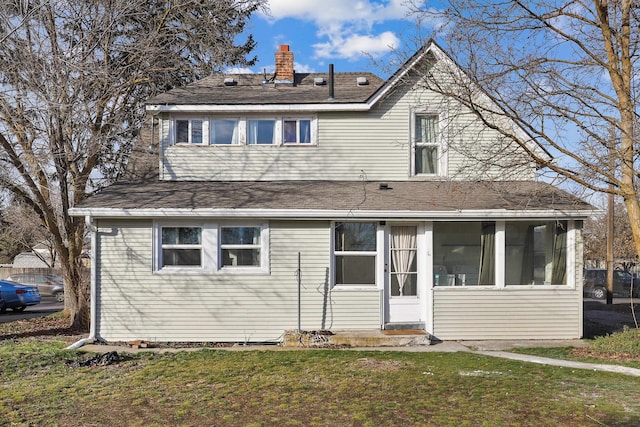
71;180;594;219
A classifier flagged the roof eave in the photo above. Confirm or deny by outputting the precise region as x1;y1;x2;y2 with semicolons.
70;207;597;220
145;103;372;113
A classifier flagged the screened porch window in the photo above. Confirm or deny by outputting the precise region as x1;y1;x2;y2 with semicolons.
433;222;495;286
505;221;567;285
334;222;377;286
414;114;440;175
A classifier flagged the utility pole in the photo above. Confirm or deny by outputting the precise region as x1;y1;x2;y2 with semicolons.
606;142;614;305
607;189;614;305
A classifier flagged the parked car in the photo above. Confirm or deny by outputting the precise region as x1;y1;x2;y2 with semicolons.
583;268;639;299
0;280;41;312
0;291;5;312
6;273;64;303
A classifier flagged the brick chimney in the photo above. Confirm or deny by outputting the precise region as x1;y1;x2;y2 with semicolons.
275;44;294;82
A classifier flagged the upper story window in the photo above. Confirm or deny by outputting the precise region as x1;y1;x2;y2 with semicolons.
171;115;316;146
175;119;203;144
284;119;311;144
412;113;445;176
247;119;276;145
210;119;238;145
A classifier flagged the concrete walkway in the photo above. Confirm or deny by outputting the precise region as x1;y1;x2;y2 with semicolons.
79;339;640;377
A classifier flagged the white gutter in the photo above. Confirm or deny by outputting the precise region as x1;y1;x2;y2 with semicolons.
146;103;371;113
69;207;597;220
66;215;98;350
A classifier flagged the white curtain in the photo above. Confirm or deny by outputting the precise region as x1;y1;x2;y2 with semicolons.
247;120;259;144
418;115;438;143
391;226;417;296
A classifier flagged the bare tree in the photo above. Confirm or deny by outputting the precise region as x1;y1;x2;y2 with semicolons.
0;0;266;330
584;200;637;268
0;201;56;266
406;2;640;253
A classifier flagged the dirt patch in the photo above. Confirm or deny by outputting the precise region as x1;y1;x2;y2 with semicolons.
353;357;412;371
569;347;640;363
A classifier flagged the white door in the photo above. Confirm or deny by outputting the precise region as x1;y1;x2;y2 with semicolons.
387;225;422;325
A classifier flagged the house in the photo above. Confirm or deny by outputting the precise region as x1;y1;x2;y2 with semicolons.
70;42;594;343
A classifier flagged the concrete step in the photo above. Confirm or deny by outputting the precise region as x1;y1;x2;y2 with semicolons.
282;329;432;348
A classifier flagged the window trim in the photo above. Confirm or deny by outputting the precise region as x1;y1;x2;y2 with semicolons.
410;109;447;177
152;221;269;275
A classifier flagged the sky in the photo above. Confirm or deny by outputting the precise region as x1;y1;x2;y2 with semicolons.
231;0;427;78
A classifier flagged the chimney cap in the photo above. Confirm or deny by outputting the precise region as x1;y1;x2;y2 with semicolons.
279;44;290;52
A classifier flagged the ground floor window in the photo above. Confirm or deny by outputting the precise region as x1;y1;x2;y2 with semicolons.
505;221;567;285
161;227;202;267
155;222;268;273
334;222;377;286
433;220;569;287
433;222;495;286
220;226;262;267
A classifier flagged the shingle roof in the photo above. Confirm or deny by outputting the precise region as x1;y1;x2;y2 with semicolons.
146;73;385;105
75;180;593;216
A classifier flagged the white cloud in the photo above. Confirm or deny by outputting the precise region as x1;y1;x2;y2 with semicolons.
264;0;408;28
262;0;408;60
225;66;254;74
314;31;399;60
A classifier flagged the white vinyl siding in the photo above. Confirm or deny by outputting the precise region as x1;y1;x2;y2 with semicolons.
432;289;581;340
95;219;382;342
159;79;536;181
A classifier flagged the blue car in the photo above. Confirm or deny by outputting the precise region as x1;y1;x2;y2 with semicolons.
0;280;41;312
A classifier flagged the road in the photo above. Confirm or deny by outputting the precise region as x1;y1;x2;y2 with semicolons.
0;297;64;323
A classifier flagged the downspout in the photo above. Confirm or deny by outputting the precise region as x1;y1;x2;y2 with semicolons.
66;215;98;349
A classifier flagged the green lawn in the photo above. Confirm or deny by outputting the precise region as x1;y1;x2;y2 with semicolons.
1;339;639;426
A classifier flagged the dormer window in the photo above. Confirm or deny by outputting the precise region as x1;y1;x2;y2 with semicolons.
175;119;203;144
